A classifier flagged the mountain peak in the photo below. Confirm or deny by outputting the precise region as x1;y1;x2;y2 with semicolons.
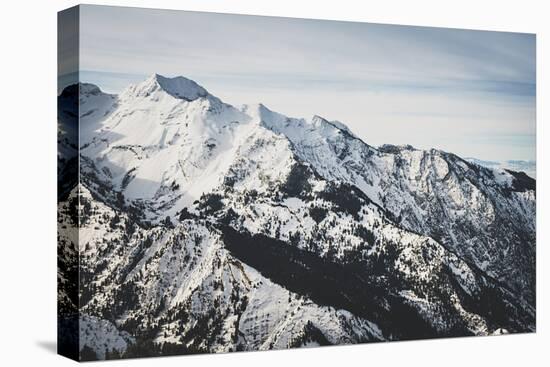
242;103;308;134
310;114;360;141
311;114;327;123
125;73;209;101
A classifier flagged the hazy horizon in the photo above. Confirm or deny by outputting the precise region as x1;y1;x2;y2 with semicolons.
66;5;536;163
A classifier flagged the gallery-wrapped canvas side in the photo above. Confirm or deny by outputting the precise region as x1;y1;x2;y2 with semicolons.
57;5;80;362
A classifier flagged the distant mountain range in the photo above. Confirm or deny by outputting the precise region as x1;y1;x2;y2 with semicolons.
465;158;535;179
58;74;536;360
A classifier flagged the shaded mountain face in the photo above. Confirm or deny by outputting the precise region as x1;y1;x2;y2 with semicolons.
58;74;536;360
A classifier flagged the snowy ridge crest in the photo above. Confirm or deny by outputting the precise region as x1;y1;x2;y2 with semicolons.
122;73;209;101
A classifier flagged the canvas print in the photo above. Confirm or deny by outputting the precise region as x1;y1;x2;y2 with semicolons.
58;5;536;361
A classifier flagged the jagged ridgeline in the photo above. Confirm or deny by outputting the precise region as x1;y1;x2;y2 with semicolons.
57;74;535;361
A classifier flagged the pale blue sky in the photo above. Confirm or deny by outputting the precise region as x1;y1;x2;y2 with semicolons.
71;5;536;162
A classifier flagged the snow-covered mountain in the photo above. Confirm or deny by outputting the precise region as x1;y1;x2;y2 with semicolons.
58;74;536;360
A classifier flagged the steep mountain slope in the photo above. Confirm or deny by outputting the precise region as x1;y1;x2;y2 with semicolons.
59;74;536;360
251;105;535;304
68;185;384;357
80;74;256;220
